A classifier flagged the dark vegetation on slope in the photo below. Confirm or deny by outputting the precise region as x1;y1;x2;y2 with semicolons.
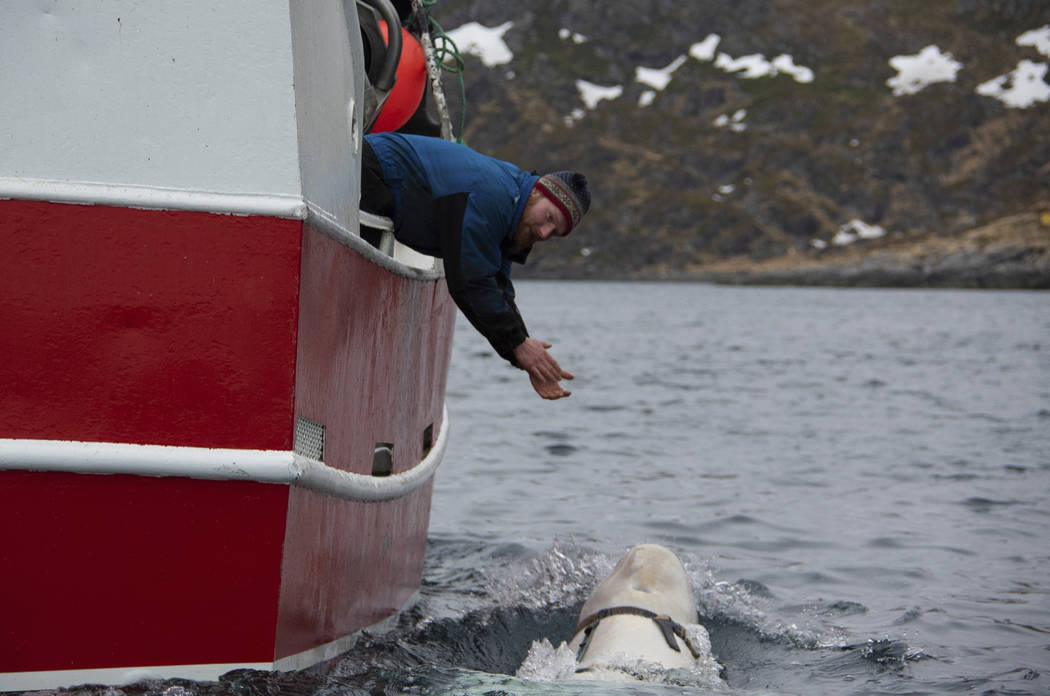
429;0;1050;287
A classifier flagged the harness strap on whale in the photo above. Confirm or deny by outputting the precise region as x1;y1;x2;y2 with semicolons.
572;605;703;660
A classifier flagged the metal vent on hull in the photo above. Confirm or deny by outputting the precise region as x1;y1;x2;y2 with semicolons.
294;417;325;461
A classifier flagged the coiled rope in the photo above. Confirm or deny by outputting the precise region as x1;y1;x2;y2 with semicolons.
410;0;467;142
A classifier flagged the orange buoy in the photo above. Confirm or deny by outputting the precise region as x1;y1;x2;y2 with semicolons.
373;21;426;133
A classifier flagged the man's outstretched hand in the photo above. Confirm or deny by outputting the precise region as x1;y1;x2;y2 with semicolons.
513;337;574;400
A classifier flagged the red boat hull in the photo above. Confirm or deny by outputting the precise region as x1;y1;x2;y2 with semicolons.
0;198;456;683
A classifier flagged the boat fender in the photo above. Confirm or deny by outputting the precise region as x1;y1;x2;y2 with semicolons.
372;20;426;133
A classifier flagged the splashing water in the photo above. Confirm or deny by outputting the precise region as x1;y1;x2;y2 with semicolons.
506;544;733;689
516;639;579;681
515;636;727;689
488;538;614;609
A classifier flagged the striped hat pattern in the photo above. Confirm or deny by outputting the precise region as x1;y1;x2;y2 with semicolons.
535;170;591;234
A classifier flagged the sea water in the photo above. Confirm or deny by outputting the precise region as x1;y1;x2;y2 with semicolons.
25;281;1050;695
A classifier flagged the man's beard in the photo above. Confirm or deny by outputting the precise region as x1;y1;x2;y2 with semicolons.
508;194;541;255
508;226;534;256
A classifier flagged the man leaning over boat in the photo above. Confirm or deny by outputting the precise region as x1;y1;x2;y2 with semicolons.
361;132;590;400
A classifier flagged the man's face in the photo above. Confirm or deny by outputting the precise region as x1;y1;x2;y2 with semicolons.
511;190;569;254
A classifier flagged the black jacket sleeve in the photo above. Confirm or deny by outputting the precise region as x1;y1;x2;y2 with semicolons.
434;193;529;365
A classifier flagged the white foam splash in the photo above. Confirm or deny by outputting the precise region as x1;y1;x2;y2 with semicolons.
691;572;845;650
488;539;611;609
503;543;849;684
515;638;579;681
515;633;725;688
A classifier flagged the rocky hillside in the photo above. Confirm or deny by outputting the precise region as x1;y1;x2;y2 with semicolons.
422;0;1050;287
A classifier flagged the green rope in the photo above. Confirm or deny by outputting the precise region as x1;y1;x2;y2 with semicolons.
410;0;467;142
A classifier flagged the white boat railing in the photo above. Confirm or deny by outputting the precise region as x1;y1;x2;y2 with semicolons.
0;406;449;503
308;200;445;279
0;177;308;219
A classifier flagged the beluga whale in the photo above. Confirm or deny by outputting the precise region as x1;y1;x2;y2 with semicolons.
518;543;724;685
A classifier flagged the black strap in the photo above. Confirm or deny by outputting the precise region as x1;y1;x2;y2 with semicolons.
573;605;701;659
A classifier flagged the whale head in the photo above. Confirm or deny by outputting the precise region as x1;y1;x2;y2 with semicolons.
578;543;696;626
566;544;717;681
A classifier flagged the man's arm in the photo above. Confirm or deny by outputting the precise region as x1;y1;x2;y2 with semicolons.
439;192;573;399
452;281;574;399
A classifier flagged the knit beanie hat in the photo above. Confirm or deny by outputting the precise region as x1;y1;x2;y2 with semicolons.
535;171;591;233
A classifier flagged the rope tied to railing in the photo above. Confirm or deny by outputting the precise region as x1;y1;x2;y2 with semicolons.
409;0;467;142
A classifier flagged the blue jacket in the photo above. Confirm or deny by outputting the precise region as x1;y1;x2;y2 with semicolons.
364;133;540;365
